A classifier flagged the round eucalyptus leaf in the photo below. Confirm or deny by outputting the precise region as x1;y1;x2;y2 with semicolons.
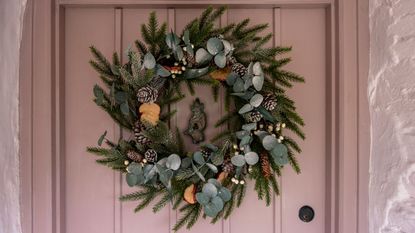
193;151;205;165
262;135;279;150
211;153;224;166
244;151;259;165
196;192;210;205
207;178;221;188
204;202;219;217
214;52;227;68
247;62;254;76
242;123;257;131
250;94;264;107
233;78;245;92
270;143;289;165
166;154;181;170
231;154;246;167
236;130;249;139
254;130;268;140
207;37;224;55
218;187;231;202
239;135;251;147
238;103;253;114
253;75;264;91
211;196;224;212
226;72;238;86
126;173;138;187
195;48;213;65
202;183;218;197
204;144;219;151
253;62;263;75
180;157;192;168
143;53;156;69
136;173;145;185
128;163;143;175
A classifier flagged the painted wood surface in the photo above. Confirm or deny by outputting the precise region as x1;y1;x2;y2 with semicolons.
61;6;328;233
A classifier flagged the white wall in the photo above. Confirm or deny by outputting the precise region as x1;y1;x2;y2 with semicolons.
369;0;415;232
0;0;27;233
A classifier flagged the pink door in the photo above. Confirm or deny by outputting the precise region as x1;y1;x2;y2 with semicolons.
64;5;328;233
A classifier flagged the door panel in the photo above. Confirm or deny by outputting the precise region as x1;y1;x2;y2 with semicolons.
63;6;328;233
65;8;116;233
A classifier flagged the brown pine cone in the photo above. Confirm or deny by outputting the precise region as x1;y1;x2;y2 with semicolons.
260;151;272;178
127;150;143;163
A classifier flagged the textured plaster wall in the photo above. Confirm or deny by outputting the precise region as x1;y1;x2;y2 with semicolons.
369;0;415;232
0;0;27;233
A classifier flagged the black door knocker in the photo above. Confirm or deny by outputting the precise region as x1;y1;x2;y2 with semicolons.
185;98;207;144
299;205;315;223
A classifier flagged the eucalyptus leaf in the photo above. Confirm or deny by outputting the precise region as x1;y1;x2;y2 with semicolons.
253;75;264;91
270;143;289;165
192;163;205;181
120;102;130;116
218;187;231;202
258;107;275;122
262;135;279;150
233;78;244;92
226;72;238;86
165;32;180;49
250;94;264;107
184;67;210;79
166;154;181;170
253;62;263;75
156;64;171;77
210;153;224;166
239;135;251;147
193;151;205;165
236;130;249;139
174;46;184;61
204;144;218;151
97;130;107;146
206;163;218;173
196;192;210;205
195;48;213;65
181;157;192;168
238;104;253;114
242;123;257;131
126;173;138;187
207;178;221;187
202;183;218;197
214;52;226;68
204;203;218;217
231;154;246;167
222;40;233;55
244;152;259;165
183;30;190;44
211;196;224;212
207;37;223;55
186;44;194;56
114;91;127;104
143;53;156;69
128;163;142;175
244;78;253;90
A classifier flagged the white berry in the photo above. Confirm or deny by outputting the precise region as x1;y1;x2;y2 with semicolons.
124;160;129;166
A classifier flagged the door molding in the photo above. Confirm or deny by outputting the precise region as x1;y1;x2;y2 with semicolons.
19;1;369;233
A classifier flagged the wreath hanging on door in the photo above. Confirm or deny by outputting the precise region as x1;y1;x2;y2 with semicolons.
87;6;304;231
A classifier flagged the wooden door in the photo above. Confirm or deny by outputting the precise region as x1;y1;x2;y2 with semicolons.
62;5;328;233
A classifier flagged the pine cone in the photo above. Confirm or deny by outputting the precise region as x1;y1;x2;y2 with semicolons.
231;63;247;77
222;160;235;173
260;152;271;178
144;149;157;163
137;86;158;103
245;111;262;123
262;93;277;111
184;52;196;66
135;134;151;145
127;150;143;163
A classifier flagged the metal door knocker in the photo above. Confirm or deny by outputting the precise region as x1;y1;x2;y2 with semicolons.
299;205;315;222
185;98;207;144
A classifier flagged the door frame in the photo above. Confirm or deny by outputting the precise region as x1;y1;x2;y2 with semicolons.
19;0;369;233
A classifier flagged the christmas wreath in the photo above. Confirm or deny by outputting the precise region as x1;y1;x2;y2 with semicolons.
87;6;304;231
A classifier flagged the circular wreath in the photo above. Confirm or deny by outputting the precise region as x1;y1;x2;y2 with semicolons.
87;6;304;231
